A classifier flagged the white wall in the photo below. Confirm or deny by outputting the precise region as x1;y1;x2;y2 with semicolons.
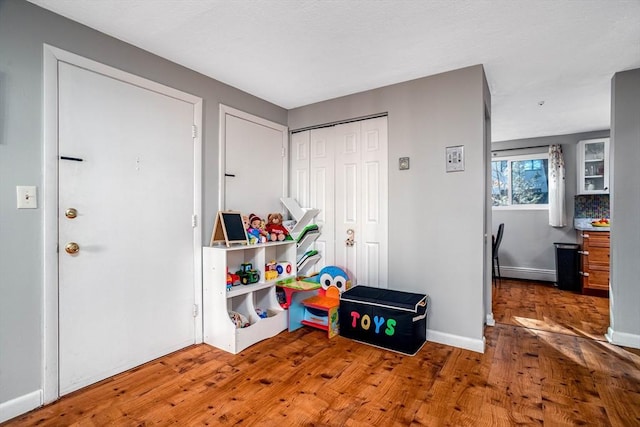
289;65;490;352
609;68;640;348
0;0;286;419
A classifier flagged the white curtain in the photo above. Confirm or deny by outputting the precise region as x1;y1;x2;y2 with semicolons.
548;145;566;227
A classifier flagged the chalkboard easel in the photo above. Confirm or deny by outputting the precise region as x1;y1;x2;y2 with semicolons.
210;211;249;247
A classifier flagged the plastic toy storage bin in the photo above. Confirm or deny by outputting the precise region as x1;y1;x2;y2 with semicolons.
339;286;428;355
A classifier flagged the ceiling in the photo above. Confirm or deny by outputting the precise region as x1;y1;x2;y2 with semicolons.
28;0;640;142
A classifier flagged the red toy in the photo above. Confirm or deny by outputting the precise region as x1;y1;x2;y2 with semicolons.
266;213;290;241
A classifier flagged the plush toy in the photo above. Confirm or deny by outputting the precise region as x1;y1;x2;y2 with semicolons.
247;213;269;243
243;215;258;244
266;213;290;241
229;311;250;328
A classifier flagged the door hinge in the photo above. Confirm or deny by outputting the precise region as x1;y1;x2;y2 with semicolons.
192;214;198;228
192;125;198;138
281;146;286;157
193;304;199;317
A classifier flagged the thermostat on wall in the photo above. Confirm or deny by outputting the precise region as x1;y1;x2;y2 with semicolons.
446;145;464;172
399;157;410;170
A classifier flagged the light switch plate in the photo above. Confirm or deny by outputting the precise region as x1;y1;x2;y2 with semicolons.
17;186;37;209
446;146;465;172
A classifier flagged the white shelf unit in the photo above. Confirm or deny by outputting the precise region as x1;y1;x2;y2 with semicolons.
281;197;321;275
203;241;296;354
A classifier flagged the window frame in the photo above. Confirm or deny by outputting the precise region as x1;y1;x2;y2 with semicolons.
491;152;550;211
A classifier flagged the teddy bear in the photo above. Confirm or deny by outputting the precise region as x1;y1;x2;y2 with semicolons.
266;212;290;241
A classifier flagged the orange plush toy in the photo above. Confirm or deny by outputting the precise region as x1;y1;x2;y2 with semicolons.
266;213;290;241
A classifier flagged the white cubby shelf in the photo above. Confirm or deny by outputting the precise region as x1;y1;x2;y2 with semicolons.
203;240;296;354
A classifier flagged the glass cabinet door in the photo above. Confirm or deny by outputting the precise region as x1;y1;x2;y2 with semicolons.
577;138;609;194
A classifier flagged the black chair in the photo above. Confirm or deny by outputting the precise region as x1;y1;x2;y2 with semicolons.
492;223;504;286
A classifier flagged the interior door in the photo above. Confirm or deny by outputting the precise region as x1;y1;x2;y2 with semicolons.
334;121;361;279
309;126;336;272
58;62;197;394
221;106;288;216
334;117;388;287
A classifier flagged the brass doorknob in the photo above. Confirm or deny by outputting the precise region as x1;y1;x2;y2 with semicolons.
65;242;80;254
65;208;78;219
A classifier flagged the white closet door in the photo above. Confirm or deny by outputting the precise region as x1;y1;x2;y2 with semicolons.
359;117;389;288
309;126;336;271
290;131;311;208
334;121;362;281
333;117;388;287
293;116;388;287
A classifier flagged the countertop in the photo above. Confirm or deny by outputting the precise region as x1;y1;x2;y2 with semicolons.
574;218;610;232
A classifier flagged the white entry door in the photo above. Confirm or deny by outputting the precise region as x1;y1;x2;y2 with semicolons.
58;61;199;394
291;116;388;287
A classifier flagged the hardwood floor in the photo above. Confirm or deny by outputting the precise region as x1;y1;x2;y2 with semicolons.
493;278;611;341
4;280;639;426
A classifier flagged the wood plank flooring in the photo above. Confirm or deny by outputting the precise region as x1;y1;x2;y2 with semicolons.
493;279;610;341
4;280;639;426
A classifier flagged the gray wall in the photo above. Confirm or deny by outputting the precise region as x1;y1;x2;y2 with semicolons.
492;130;610;279
0;0;286;406
289;65;489;351
610;68;640;343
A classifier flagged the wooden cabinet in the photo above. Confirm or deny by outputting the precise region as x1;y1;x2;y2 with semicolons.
577;137;609;194
577;230;609;297
203;241;296;354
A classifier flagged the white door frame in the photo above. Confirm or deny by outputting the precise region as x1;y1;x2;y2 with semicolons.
218;104;288;211
42;45;203;404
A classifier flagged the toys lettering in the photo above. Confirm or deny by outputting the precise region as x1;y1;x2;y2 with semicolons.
349;311;397;336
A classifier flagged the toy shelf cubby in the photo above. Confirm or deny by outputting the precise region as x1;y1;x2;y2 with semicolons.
281;197;321;275
203;240;297;354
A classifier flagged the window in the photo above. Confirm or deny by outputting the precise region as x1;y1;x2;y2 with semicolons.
492;153;549;208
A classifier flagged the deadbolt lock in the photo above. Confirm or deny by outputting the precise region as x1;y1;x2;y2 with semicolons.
65;208;78;219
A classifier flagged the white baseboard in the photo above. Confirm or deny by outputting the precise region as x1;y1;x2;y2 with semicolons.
500;266;556;282
605;327;640;349
427;329;485;353
0;389;42;423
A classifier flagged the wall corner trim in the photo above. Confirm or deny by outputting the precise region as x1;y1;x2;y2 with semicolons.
605;327;640;350
486;313;496;326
